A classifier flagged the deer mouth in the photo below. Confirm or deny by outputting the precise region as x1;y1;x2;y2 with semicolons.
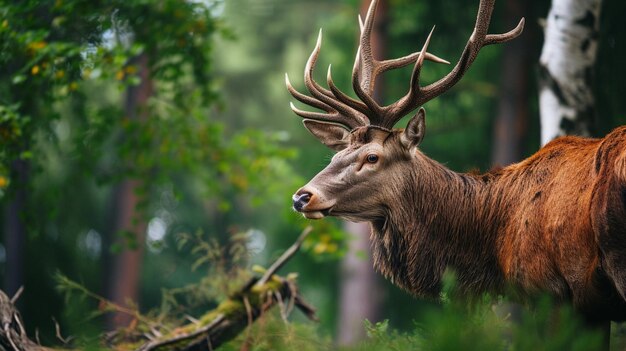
301;207;333;219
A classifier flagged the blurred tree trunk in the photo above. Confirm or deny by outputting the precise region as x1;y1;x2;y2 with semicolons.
337;0;385;346
106;53;152;329
3;159;28;299
338;222;381;345
491;0;533;166
538;0;602;145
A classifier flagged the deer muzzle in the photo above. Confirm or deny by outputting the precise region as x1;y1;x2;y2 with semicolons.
292;188;334;219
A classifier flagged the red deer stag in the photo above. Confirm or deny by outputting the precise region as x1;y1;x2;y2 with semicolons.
287;0;626;324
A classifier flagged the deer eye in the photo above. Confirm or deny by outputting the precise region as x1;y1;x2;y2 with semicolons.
366;154;379;164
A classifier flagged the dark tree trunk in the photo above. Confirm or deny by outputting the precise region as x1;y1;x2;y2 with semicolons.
491;0;533;166
3;159;29;299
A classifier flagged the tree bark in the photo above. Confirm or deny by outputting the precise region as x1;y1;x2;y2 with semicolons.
538;0;602;145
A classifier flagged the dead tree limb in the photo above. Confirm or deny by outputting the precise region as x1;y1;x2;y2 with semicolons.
0;289;50;351
133;226;317;351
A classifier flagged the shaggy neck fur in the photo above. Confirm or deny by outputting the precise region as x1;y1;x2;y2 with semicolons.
369;151;505;298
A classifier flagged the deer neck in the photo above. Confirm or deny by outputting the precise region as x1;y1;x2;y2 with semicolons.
369;152;504;298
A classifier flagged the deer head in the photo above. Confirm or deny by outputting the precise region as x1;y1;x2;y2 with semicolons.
288;0;524;221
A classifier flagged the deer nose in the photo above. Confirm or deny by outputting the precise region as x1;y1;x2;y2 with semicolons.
292;191;312;212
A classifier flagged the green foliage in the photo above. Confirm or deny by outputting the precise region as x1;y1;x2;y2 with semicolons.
161;229;253;313
0;103;24;193
0;0;226;191
221;319;330;351
0;0;314;341
302;220;347;259
346;291;604;351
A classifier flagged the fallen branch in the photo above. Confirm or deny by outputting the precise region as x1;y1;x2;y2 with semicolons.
0;289;50;351
257;226;313;286
132;226;317;351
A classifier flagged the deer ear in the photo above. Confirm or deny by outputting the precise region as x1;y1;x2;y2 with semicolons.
303;119;351;151
401;108;426;149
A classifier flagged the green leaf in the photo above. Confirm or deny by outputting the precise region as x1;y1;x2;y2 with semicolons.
12;74;26;84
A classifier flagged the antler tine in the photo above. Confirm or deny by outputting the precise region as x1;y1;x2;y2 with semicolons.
355;3;449;87
285;30;369;129
352;0;451;126
409;26;435;102
288;72;368;129
326;65;370;117
285;73;333;113
287;77;365;131
419;0;500;97
303;29;337;101
357;0;379;93
294;29;369;128
382;0;524;128
350;0;385;124
380;26;436;128
485;17;525;45
378;51;449;73
421;0;524;96
289;102;360;130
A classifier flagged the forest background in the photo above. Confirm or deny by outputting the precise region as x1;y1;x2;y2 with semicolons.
1;0;626;349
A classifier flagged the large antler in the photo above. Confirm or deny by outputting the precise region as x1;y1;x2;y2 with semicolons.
287;0;524;131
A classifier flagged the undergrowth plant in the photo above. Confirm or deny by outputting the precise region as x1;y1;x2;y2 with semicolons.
55;234;606;351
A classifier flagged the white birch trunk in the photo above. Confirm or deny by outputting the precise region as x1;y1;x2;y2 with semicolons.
539;0;602;146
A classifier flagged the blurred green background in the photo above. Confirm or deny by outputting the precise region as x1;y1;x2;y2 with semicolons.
1;0;626;349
